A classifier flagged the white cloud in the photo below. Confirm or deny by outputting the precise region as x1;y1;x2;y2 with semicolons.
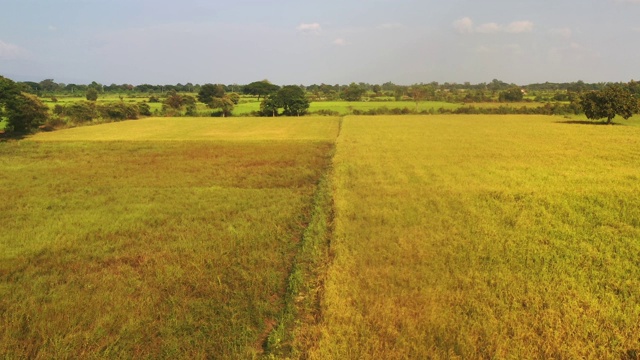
506;21;533;33
333;38;348;46
453;17;474;34
297;23;321;34
453;18;533;35
0;40;27;60
476;22;502;34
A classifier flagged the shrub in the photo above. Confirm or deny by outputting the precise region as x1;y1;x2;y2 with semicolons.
67;101;98;123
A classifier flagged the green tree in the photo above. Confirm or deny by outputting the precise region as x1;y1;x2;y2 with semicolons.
227;92;240;105
260;85;309;116
581;84;639;124
243;80;280;101
197;84;225;104
1;76;49;133
86;88;99;101
342;83;366;101
208;97;235;117
5;92;49;132
408;85;428;112
39;79;59;93
499;87;524;102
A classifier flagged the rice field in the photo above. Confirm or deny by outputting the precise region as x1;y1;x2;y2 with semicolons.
311;115;640;359
3;114;640;358
0;117;339;358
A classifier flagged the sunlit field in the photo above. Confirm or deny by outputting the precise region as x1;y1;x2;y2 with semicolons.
0;117;339;358
4;113;640;358
32;116;339;142
233;100;461;116
312;115;640;359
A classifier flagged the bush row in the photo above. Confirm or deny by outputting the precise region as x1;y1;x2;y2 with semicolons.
308;102;581;116
51;101;151;125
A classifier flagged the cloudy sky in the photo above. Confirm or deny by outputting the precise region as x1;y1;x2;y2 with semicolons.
1;0;639;85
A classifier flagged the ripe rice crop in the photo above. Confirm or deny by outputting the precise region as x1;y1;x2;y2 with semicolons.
1;117;339;358
312;115;640;359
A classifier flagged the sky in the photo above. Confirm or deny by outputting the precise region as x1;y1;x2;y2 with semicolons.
1;0;639;86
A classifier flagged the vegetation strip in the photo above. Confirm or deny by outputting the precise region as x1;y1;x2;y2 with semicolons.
264;170;335;358
264;118;342;358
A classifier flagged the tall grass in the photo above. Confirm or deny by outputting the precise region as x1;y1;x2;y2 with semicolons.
312;115;640;359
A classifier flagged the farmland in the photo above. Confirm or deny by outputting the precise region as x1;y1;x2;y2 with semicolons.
0;117;339;358
3;114;640;358
312;115;640;359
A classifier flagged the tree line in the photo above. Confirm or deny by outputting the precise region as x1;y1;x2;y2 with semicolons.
2;75;640;135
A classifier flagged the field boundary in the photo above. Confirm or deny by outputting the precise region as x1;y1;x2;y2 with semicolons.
263;118;342;358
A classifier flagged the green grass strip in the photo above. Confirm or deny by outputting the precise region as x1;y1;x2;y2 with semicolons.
263;149;336;359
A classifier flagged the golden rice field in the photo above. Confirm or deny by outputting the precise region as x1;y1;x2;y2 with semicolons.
3;115;640;359
0;117;339;358
311;115;640;359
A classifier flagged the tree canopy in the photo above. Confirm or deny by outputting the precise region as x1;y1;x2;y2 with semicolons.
341;83;366;102
581;85;639;124
1;76;49;133
197;84;225;104
243;80;280;101
260;85;310;116
86;88;99;101
499;87;524;102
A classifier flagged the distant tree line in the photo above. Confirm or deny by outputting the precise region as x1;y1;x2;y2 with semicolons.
3;75;640;135
18;77;640;100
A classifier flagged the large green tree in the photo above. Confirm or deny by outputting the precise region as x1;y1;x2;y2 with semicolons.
1;76;49;133
581;84;639;124
341;83;366;101
499;87;524;102
197;84;235;116
260;85;310;117
197;84;225;104
243;80;280;101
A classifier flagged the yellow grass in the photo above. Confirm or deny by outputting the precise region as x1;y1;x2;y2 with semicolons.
30;116;340;142
312;115;640;359
1;117;340;358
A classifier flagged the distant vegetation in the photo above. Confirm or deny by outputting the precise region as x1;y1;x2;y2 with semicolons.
3;76;640;135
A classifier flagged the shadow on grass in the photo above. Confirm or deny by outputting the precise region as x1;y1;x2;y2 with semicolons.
554;120;623;126
0;131;28;142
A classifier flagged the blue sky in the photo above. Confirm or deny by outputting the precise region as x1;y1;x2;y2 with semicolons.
1;0;639;85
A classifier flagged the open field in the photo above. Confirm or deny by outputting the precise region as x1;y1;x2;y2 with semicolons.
32;116;339;142
0;117;339;358
312;115;640;359
4;114;640;358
